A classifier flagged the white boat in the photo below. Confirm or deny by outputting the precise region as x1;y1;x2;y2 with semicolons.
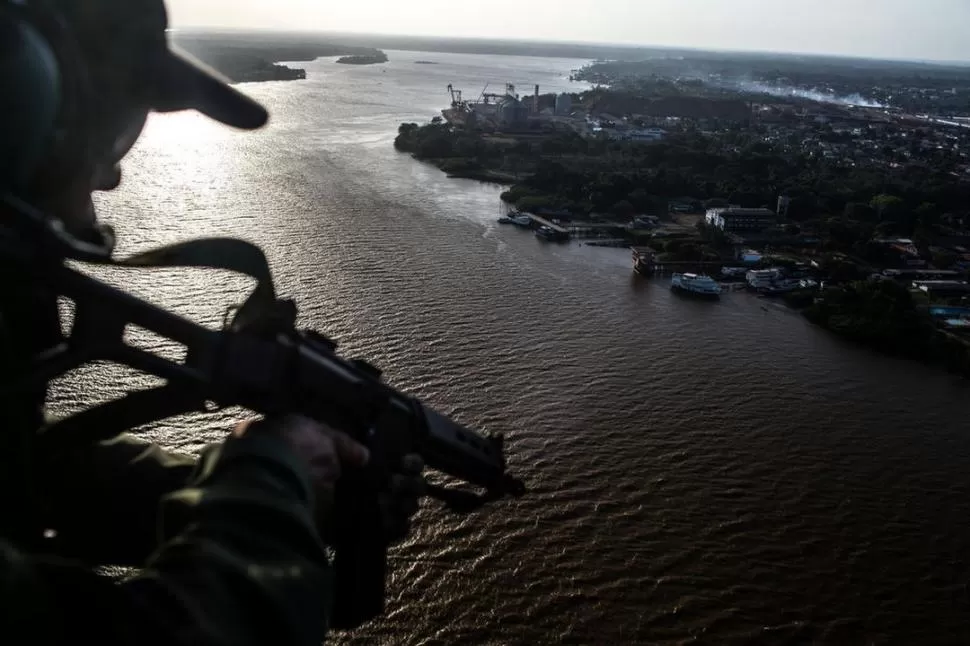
509;214;532;227
671;273;722;298
746;268;783;290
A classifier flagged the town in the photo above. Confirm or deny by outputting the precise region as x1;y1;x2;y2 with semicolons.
395;55;970;377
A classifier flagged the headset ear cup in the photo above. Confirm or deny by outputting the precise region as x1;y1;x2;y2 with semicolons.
0;14;62;192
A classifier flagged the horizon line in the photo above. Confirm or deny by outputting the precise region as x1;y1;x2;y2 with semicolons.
169;25;970;68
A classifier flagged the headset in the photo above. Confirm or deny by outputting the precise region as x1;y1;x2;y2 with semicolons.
1;0;150;210
0;0;95;197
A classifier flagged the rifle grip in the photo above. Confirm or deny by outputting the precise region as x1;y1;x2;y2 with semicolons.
328;475;388;631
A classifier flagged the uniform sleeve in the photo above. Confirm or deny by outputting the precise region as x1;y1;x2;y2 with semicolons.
8;431;333;646
36;433;197;566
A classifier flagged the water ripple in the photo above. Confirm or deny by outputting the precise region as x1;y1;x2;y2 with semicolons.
45;50;970;645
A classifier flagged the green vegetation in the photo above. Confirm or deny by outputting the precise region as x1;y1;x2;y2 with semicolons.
804;280;970;377
394;122;532;182
655;238;720;263
576;56;970;116
336;51;389;65
171;32;386;82
396;119;970;232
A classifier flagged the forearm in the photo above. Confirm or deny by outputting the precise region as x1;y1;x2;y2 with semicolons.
36;433;196;565
9;432;333;646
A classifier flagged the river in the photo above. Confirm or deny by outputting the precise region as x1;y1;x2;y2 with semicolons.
51;49;970;644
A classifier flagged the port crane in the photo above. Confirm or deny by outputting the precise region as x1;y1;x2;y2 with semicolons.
446;83;465;109
480;83;519;105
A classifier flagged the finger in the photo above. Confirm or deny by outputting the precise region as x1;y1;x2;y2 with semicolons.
400;454;425;475
306;436;342;484
232;418;261;438
324;430;370;467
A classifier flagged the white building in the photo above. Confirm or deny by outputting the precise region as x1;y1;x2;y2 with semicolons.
627;127;667;142
746;268;783;289
706;207;777;232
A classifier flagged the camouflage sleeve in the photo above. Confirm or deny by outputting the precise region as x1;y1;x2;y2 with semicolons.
5;431;333;646
36;433;198;566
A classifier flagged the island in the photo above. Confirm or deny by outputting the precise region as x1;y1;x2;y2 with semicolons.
337;51;389;65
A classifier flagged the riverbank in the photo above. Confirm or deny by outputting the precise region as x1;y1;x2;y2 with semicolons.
395;102;970;381
171;32;387;83
793;280;970;378
394;122;528;184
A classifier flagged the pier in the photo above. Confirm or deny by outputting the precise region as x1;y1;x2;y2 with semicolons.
523;213;632;239
524;213;569;234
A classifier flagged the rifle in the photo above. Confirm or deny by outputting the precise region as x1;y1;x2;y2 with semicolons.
0;193;526;630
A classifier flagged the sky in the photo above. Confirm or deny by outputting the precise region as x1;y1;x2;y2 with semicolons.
167;0;970;63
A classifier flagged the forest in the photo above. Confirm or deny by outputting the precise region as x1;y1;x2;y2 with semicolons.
395;121;970;241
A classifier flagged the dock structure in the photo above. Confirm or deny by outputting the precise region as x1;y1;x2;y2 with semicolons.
632;246;657;275
524;213;569;234
523;214;631;239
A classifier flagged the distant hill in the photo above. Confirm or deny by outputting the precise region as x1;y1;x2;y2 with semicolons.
171;31;386;82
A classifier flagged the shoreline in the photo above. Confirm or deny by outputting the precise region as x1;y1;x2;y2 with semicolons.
171;33;388;84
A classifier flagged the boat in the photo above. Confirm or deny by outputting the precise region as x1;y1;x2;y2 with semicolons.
632;247;656;276
535;225;570;242
499;210;531;227
670;273;722;298
746;268;783;291
721;266;748;279
498;215;531;227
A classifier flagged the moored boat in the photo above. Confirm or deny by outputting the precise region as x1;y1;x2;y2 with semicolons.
671;273;722;298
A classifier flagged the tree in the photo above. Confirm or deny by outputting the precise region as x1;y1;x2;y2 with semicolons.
875;221;900;238
612;200;636;218
844;202;877;222
786;195;818;221
933;251;959;270
915;202;940;229
516;195;556;212
826;258;867;283
871;194;906;223
627;188;652;212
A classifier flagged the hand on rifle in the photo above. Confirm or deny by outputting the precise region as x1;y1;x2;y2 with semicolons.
234;415;425;543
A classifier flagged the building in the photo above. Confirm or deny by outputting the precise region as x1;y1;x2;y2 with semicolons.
627;127;667;142
874;238;926;268
555;93;572;116
738;249;763;264
913;280;970;298
706;207;777;233
497;97;529;126
597;126;666;143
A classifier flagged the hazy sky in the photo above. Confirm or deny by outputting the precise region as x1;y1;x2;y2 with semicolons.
167;0;970;63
